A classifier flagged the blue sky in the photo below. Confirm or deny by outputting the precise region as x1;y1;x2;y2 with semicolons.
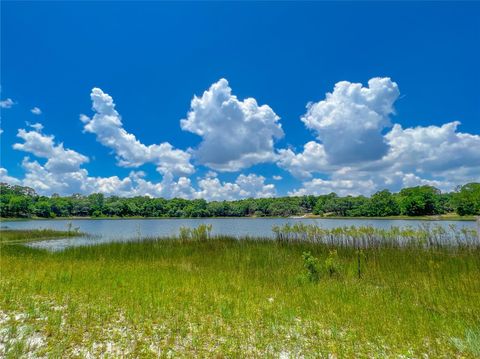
1;2;479;199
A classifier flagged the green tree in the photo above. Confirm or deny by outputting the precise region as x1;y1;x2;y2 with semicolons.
365;190;400;217
1;182;478;219
207;201;227;217
35;199;54;218
8;196;33;217
322;196;366;217
88;193;105;215
313;193;337;215
267;200;299;217
451;183;480;215
184;199;209;217
397;186;442;216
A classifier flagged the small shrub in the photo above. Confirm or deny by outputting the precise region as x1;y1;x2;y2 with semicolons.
191;224;213;241
325;249;341;277
302;251;320;282
178;224;213;242
179;226;191;242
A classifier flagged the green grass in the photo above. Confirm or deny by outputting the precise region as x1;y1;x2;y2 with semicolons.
0;229;83;245
1;230;480;357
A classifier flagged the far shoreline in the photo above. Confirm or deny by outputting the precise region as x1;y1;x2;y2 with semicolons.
1;214;477;222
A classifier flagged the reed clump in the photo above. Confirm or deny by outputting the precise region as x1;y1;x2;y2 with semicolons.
178;224;213;242
272;223;479;248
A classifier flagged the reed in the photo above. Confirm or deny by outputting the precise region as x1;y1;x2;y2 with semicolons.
178;224;213;242
272;222;479;248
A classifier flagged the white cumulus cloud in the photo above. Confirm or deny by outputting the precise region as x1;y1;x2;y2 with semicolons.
282;77;480;196
13;124;89;173
302;77;399;164
82;88;194;177
277;141;330;179
181;78;284;171
5;123;277;200
0;168;21;185
3;77;479;199
289;177;376;197
195;173;276;201
383;121;480;175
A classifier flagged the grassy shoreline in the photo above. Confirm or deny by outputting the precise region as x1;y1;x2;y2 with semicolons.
0;229;85;245
303;214;478;221
1;229;479;357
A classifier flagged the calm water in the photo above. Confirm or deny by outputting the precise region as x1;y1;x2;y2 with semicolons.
1;217;478;251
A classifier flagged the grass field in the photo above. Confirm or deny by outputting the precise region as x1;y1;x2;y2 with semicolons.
1;229;480;357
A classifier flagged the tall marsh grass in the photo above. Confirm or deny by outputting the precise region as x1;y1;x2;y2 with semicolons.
178;224;213;242
272;222;479;248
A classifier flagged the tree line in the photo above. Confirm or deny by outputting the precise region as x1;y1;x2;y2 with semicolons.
0;182;479;219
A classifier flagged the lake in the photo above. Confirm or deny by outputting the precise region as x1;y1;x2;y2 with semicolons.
1;217;478;251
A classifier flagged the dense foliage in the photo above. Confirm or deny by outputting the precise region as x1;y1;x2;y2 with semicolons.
1;182;479;218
